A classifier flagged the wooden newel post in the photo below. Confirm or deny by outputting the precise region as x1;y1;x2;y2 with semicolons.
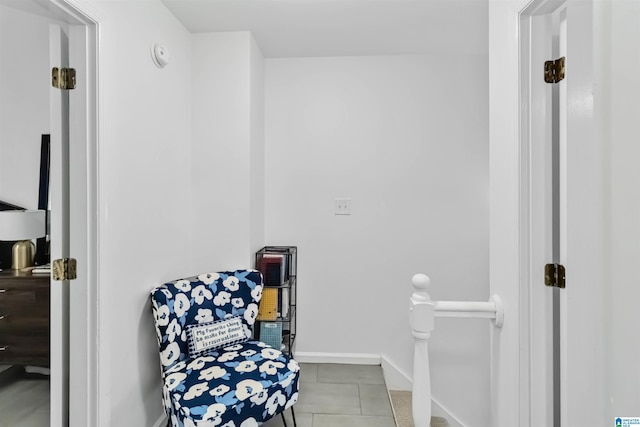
410;273;435;427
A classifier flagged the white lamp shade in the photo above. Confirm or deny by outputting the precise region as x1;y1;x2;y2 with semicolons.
0;210;46;241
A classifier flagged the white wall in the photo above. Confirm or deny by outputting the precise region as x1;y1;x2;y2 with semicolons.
4;1;487;424
91;4;267;424
265;54;490;426
0;5;53;208
89;1;192;425
249;36;266;256
74;1;640;425
190;31;265;271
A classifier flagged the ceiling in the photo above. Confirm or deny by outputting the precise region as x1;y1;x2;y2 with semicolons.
161;0;488;58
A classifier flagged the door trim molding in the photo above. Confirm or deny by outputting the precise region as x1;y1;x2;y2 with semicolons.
488;0;558;425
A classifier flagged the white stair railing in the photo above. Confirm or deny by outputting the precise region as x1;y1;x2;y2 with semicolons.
409;274;504;427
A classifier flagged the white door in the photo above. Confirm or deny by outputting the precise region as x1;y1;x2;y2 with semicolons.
554;5;607;425
525;1;607;426
603;2;640;424
49;23;71;427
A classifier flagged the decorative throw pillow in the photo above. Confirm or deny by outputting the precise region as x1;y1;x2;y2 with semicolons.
185;316;247;358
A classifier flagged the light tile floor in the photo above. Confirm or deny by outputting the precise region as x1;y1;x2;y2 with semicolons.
0;374;49;427
263;363;397;427
0;363;396;427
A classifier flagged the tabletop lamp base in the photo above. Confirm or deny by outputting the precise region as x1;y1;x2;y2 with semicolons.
12;240;35;270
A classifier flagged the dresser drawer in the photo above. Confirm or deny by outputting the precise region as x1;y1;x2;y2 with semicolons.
0;285;49;306
0;313;48;333
0;335;50;366
0;272;50;367
0;295;49;316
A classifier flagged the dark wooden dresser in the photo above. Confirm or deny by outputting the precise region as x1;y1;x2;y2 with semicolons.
0;270;50;367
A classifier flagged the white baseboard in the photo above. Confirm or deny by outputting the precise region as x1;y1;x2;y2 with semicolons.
152;413;167;427
380;354;412;391
294;352;381;365
432;397;466;427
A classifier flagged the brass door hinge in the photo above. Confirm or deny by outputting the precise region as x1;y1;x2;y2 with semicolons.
544;57;565;84
53;258;77;281
545;263;566;289
52;67;76;90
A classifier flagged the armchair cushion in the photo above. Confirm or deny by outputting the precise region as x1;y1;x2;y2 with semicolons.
164;340;299;426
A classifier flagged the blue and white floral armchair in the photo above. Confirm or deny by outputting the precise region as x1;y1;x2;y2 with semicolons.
150;270;299;427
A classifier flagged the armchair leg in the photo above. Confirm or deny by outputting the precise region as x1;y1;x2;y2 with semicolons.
280;407;297;427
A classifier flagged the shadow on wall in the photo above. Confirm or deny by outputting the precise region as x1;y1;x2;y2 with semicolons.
138;295;165;426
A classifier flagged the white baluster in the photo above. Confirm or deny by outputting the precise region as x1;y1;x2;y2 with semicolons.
410;274;504;426
410;273;434;427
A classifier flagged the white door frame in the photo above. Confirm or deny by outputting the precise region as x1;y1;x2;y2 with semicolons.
489;1;538;425
40;0;101;425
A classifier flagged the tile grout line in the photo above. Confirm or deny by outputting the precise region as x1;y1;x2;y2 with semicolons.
285;363;397;427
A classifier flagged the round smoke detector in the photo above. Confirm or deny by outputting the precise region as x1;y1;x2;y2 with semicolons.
151;43;170;68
